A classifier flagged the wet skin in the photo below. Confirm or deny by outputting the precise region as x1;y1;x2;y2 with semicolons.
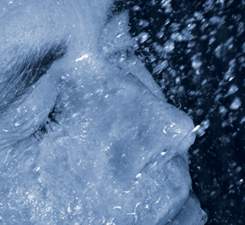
0;0;205;224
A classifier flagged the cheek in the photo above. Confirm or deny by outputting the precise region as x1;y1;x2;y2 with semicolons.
37;115;111;186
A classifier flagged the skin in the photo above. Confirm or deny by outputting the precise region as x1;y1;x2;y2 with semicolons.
0;0;206;224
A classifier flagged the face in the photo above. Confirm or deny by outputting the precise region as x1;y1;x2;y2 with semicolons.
0;0;206;224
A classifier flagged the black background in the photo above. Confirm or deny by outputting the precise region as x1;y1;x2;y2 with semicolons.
113;0;244;224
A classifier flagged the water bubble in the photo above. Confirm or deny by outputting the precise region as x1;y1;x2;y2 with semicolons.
138;32;149;44
164;41;175;53
230;97;241;110
226;85;239;96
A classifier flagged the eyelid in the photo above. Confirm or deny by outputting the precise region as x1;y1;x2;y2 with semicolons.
0;71;59;147
0;43;67;111
23;43;67;89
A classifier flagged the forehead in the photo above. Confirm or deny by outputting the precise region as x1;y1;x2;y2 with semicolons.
0;0;114;23
0;0;114;42
0;0;114;65
0;0;114;10
0;0;115;88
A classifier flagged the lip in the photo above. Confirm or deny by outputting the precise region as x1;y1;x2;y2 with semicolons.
140;152;191;193
139;147;188;176
139;127;195;176
156;195;207;225
134;152;191;225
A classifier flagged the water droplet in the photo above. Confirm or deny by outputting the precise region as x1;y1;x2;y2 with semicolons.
160;151;167;156
136;173;142;179
230;97;241;110
14;122;21;127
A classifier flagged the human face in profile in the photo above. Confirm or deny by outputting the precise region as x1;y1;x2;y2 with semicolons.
0;0;206;224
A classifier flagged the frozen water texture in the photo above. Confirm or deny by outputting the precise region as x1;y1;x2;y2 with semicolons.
0;0;206;225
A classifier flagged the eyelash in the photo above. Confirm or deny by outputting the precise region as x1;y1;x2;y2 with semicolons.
33;104;61;141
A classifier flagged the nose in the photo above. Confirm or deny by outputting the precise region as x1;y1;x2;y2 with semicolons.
108;69;195;180
133;70;195;156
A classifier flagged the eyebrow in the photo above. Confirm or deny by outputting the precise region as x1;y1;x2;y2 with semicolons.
0;41;67;111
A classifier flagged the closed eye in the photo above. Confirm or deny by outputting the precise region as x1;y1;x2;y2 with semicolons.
20;42;67;92
33;101;62;140
0;41;67;111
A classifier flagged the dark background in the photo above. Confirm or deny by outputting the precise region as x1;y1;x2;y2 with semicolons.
113;0;244;224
